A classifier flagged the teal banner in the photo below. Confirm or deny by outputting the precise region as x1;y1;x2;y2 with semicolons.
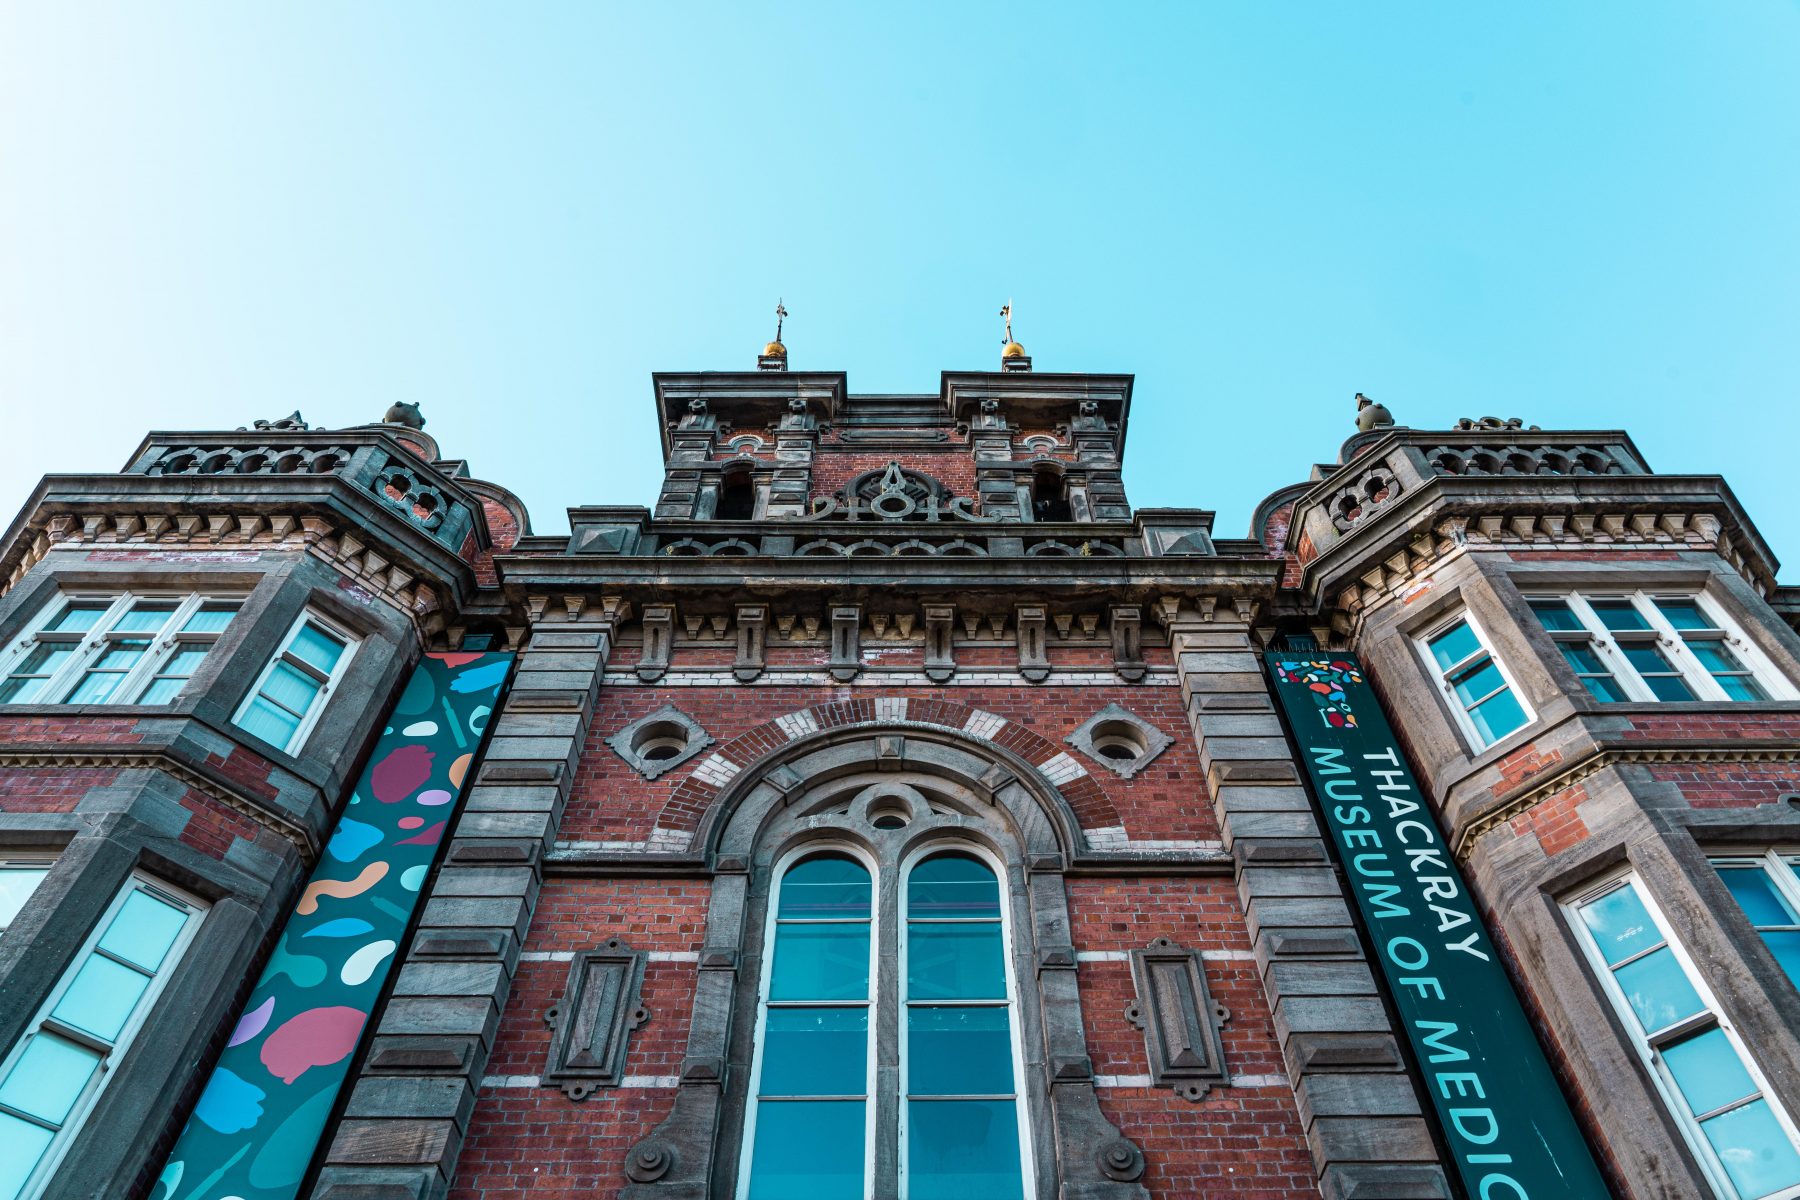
153;650;512;1200
1267;653;1610;1200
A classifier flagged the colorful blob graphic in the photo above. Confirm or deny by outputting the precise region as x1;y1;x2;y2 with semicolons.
326;818;383;863
151;652;513;1200
340;939;397;986
448;660;509;694
194;1068;266;1135
264;937;326;989
395;820;446;847
1275;659;1365;729
259;1006;366;1085
296;862;388;915
371;744;435;803
228;997;277;1047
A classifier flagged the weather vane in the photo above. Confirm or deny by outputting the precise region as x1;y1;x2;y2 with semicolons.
999;300;1014;345
774;299;788;343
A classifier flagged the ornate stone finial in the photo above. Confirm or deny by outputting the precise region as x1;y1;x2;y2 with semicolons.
382;401;425;430
1354;393;1393;432
760;300;789;371
246;411;309;432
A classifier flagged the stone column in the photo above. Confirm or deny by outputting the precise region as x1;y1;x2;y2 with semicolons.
1160;598;1449;1200
310;597;627;1200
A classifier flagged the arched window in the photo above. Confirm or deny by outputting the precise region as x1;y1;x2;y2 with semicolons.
741;851;876;1199
717;470;756;520
900;851;1030;1198
738;847;1031;1199
1032;469;1071;522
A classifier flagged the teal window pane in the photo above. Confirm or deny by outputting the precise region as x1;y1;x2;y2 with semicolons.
51;954;150;1042
238;696;302;748
1614;946;1706;1033
289;623;346;674
0;1111;55;1200
1717;673;1769;702
260;661;322;714
1720;869;1796;928
162;646;211;678
0;1033;101;1125
138;677;186;705
0;867;49;930
92;642;150;671
1663;1027;1757;1116
13;644;75;678
1467;688;1528;746
49;604;108;633
1578;673;1631;703
746;1099;865;1200
907;1098;1024;1200
1558;643;1608;674
769;924;869;1001
65;672;123;704
113;604;177;633
98;888;190;972
908;1006;1014;1096
1581;885;1663;966
1531;600;1585;631
181;605;237;634
1687;642;1740;673
1700;1098;1800;1199
1655;599;1717;631
1591;600;1652;631
1643;672;1698;702
1448;658;1505;707
1427;621;1481;671
908;924;1006;1001
1760;931;1800;984
759;1008;866;1097
909;854;1000;919
778;855;871;919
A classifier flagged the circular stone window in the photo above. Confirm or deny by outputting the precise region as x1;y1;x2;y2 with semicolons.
1088;720;1148;764
631;720;690;763
866;798;914;831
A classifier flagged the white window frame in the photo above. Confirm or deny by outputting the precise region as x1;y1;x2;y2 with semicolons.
0;853;57;940
1565;871;1800;1200
0;872;207;1200
1525;590;1794;704
1711;851;1800;973
736;841;881;1200
895;840;1036;1200
0;591;242;708
230;610;360;755
1413;609;1535;751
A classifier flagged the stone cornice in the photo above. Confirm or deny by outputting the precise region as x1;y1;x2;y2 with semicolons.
1455;738;1800;860
0;745;316;853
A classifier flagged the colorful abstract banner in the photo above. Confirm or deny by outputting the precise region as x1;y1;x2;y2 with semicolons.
1267;653;1610;1200
152;651;512;1200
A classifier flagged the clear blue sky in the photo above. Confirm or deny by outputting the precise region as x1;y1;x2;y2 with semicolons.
4;5;1798;570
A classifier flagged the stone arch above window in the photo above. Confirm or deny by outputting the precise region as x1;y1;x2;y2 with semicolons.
621;729;1149;1199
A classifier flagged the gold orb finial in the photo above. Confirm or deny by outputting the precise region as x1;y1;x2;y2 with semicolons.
763;339;787;358
1002;341;1026;359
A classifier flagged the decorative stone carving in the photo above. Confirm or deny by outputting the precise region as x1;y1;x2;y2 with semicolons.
923;603;956;683
1124;937;1231;1102
637;605;674;683
606;705;713;781
542;939;651;1100
1424;443;1623;477
1109;604;1146;682
1326;461;1403;532
1015;604;1049;683
368;451;451;533
829;605;861;682
733;605;767;682
1065;704;1174;779
147;443;351;478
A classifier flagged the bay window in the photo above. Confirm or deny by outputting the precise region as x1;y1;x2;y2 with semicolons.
0;593;240;707
1527;592;1788;704
0;858;53;940
1713;854;1800;988
0;874;205;1200
231;612;357;754
1568;875;1800;1199
1417;613;1532;750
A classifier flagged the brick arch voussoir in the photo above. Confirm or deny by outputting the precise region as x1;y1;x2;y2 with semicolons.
652;699;1123;837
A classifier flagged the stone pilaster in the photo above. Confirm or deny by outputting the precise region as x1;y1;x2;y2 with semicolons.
1162;601;1449;1200
310;597;627;1200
